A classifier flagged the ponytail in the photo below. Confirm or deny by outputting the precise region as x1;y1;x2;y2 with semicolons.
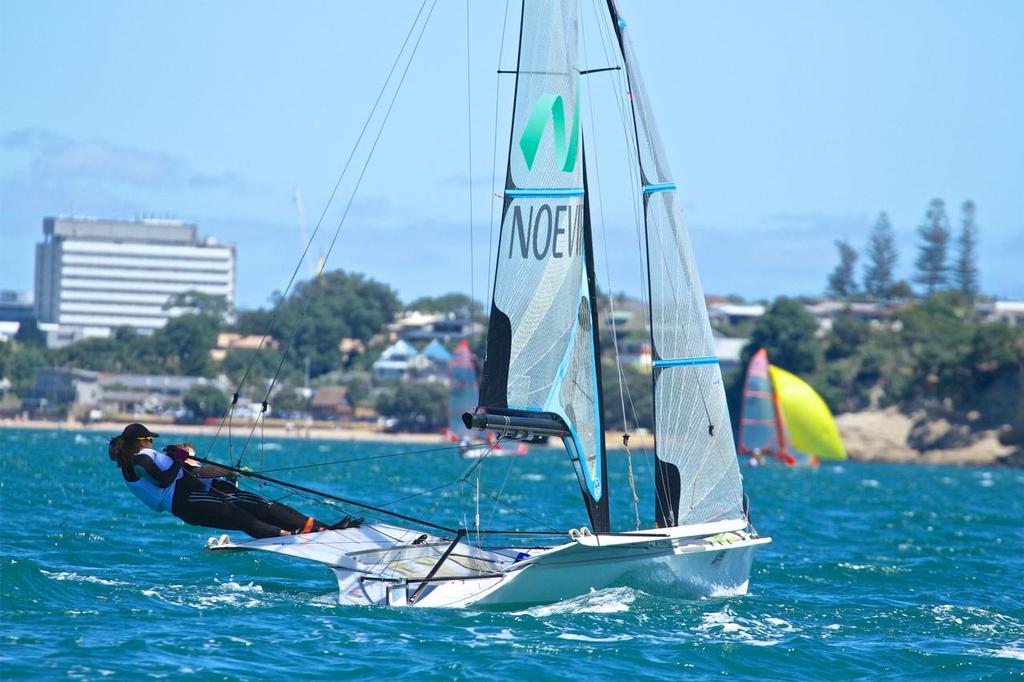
108;435;133;471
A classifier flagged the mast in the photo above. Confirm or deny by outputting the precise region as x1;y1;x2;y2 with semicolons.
581;139;610;531
604;0;746;528
469;0;610;532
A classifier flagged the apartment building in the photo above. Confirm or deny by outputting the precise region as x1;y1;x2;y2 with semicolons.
35;216;235;344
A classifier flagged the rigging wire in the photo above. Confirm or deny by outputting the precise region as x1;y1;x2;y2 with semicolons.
465;0;477;342
482;454;516;537
590;0;669;519
580;1;642;530
231;0;440;465
199;0;434;464
603;4;735;520
252;441;493;475
379;437;497;507
485;0;514;306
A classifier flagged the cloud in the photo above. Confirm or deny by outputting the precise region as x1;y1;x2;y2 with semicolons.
1;127;246;191
764;210;872;237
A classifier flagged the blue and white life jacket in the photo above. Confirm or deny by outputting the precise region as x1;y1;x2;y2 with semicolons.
124;448;182;512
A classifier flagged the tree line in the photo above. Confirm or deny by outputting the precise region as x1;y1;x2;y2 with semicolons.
827;198;980;302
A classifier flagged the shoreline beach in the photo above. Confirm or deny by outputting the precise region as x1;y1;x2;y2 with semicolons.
3;413;1017;466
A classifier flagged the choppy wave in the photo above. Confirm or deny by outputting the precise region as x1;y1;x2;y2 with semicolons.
2;428;1022;679
515;587;638;617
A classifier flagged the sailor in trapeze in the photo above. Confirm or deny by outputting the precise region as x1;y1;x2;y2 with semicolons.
109;423;361;538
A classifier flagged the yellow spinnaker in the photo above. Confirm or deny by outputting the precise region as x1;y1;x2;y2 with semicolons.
768;365;847;461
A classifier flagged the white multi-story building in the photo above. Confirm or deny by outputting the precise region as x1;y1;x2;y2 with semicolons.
35;216;235;344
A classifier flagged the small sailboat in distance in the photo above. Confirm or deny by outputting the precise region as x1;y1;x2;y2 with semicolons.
738;348;847;467
445;340;525;458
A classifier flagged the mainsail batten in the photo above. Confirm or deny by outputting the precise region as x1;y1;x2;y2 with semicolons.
606;0;745;528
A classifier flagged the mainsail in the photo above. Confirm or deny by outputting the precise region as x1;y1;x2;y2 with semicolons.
477;0;608;531
607;1;745;528
738;348;786;458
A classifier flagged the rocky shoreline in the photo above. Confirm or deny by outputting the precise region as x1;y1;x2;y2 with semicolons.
835;408;1021;467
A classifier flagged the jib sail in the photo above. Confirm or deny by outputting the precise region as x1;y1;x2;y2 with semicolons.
607;0;744;528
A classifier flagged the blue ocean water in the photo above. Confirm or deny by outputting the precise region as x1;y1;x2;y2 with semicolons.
1;427;1022;680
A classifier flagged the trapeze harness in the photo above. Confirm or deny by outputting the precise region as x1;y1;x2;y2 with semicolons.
122;448;321;539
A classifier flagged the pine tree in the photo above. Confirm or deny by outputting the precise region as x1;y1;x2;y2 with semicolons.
863;212;898;299
913;198;951;295
826;240;859;300
954;200;980;301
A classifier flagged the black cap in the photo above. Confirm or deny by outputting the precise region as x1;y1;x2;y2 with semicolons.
121;423;159;440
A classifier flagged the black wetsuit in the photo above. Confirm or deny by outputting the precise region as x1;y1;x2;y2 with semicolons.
171;476;314;539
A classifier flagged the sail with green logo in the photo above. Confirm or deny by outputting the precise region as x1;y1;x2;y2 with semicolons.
472;0;608;531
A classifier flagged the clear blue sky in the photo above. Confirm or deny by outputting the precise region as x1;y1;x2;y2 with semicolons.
2;0;1021;309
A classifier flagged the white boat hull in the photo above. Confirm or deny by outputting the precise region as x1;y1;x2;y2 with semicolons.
208;520;770;609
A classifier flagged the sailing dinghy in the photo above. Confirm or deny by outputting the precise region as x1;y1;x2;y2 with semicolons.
209;0;769;608
444;339;526;458
738;348;847;466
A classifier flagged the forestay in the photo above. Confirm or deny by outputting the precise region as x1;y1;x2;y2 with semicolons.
607;1;744;528
478;0;607;530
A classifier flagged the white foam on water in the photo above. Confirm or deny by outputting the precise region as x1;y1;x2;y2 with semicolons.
838;562;906;575
557;632;633;643
707;582;749;598
140;580;267;610
192;591;264;609
830;465;845;474
521;473;545;482
41;570;127;587
861;479;880;488
695;607;796;647
514;586;637;617
216;580;265;594
260;443;282;451
466;626;517;645
990;645;1024;661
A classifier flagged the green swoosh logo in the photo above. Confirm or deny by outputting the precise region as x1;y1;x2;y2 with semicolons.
519;83;580;173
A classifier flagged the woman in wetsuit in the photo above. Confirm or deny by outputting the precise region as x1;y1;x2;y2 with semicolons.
110;423;360;539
